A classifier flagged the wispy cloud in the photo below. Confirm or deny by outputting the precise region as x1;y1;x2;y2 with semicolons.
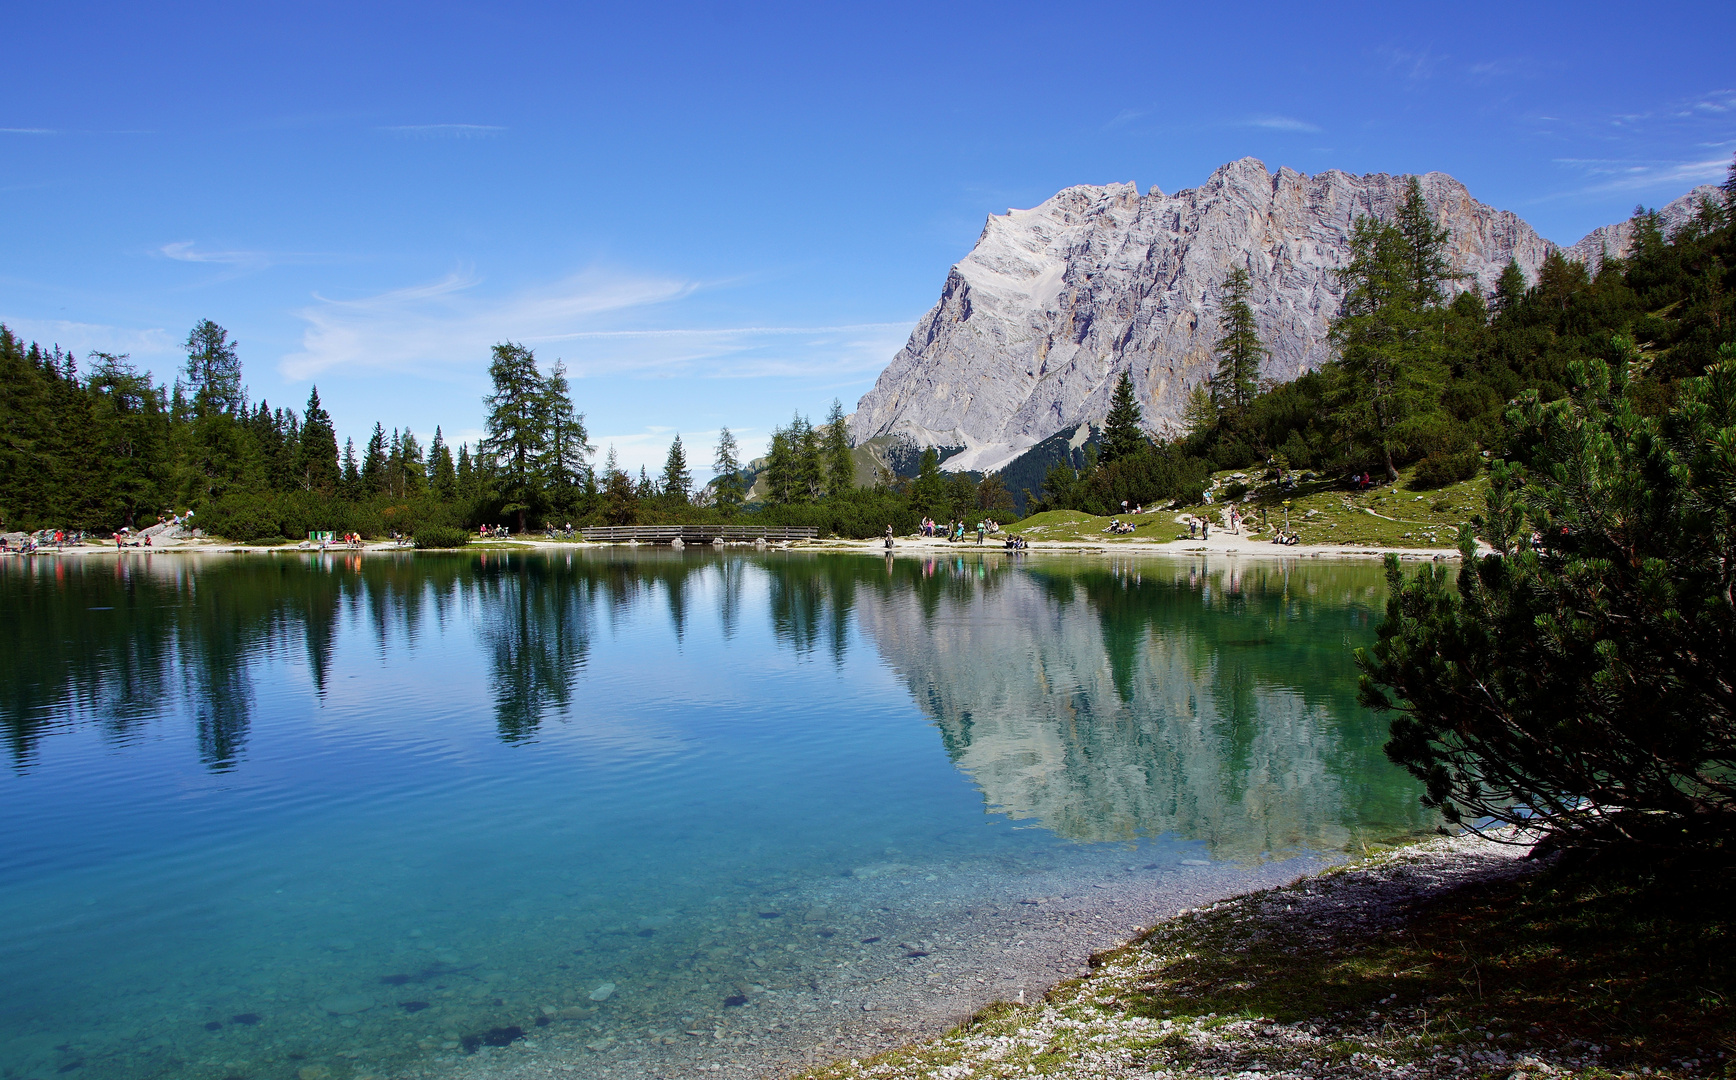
1552;155;1730;196
158;240;348;281
282;268;697;379
1104;108;1145;130
0;316;176;357
1243;115;1322;134
283;266;913;384
1374;44;1445;84
378;124;506;138
0;127;55;135
544;323;914;380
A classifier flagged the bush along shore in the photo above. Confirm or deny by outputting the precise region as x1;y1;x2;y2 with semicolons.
798;833;1732;1080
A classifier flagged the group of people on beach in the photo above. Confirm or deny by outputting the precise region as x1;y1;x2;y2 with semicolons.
918;517;1001;544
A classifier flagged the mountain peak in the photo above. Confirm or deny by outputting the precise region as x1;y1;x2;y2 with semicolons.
850;162;1664;473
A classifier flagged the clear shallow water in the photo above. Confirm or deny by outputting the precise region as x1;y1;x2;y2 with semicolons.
0;549;1429;1080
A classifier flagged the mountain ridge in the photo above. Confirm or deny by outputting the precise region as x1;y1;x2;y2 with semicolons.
849;158;1715;474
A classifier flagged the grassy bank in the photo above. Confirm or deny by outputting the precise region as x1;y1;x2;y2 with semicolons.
799;837;1732;1079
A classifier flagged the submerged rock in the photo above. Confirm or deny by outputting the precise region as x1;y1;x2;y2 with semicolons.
588;982;616;1001
317;994;373;1015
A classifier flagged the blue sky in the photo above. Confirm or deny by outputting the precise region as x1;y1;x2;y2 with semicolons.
4;1;1732;477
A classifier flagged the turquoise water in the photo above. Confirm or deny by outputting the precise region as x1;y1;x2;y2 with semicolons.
0;549;1429;1080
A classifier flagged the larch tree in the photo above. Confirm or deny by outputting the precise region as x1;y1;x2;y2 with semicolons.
712;427;743;512
823;398;853;496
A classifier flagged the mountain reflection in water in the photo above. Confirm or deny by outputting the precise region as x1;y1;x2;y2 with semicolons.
1;549;1420;860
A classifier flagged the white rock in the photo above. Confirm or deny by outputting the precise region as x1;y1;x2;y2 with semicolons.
850;158;1706;465
588;982;616;1002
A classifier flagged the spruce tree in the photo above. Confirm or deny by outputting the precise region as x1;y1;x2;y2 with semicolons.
823;399;853;496
1210;267;1265;413
1099;371;1145;464
765;423;790;505
455;443;475;500
712;427;744;512
481;341;547;531
1490;259;1528;322
399;429;425;496
661;434;691;505
341;438;362;500
298;386;341;492
362;423;388;494
542;361;591;511
601;447;636;524
429;427;457;501
911;447;945;512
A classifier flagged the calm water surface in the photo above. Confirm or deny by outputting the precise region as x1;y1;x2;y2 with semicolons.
0;549;1429;1080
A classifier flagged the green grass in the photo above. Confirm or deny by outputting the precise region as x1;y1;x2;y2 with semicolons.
1181;465;1492;549
1006;509;1178;545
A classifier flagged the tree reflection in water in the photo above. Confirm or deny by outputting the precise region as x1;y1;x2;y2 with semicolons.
0;550;1424;856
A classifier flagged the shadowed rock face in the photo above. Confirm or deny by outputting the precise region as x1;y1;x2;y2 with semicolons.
849;158;1698;472
852;558;1431;859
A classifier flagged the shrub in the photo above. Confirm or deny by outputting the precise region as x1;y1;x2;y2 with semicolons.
1224;481;1249;502
1411;450;1480;489
414;525;472;549
1363;358;1736;852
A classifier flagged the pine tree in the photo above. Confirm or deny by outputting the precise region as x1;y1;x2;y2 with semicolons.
712;427;744;512
1099;371;1145;464
661;434;691;505
455;443;475;500
1490;259;1528;321
601;447;636;524
542;362;591;511
481;342;547;532
87;351;167;528
763;425;793;505
298;387;340;492
635;466;656;501
823;399;853;496
362;423;388;495
911;447;945;512
341;438;362;500
429;427;457;501
399;429;425;496
1210;267;1265;413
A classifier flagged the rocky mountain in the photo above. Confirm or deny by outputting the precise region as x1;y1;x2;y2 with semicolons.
849;158;1710;473
849;559;1431;856
1567;184;1720;273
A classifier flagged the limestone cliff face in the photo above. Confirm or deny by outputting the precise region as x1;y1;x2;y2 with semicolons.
1566;184;1721;273
849;158;1690;472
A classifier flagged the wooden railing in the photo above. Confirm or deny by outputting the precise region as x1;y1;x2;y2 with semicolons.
579;525;820;544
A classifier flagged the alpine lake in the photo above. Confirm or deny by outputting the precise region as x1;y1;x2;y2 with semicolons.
0;547;1435;1080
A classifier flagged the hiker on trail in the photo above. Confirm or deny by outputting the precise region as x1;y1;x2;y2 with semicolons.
976;521;986;545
